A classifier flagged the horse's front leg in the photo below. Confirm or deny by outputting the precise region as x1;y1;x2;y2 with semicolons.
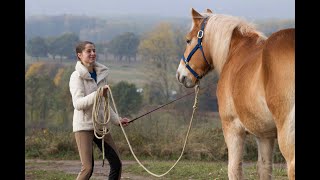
221;117;246;180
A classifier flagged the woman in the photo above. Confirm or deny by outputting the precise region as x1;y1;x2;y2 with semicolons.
69;41;129;180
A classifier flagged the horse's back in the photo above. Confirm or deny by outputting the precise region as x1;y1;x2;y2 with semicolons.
262;28;295;128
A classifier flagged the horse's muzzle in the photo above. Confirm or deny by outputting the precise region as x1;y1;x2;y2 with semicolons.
176;72;196;88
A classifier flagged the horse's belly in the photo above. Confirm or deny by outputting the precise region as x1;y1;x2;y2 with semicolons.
238;108;277;138
232;91;277;138
241;116;277;138
218;101;277;138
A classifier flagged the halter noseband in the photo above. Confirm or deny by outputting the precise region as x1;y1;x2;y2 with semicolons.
182;17;210;79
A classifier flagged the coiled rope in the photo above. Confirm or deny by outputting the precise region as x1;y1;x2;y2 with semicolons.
92;87;111;167
92;84;200;177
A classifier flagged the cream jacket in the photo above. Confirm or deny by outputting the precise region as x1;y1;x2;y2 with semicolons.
69;61;120;132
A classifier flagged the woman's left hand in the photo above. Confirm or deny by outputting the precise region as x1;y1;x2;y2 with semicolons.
119;117;130;127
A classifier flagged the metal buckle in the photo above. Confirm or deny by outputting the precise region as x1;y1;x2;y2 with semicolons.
197;30;204;38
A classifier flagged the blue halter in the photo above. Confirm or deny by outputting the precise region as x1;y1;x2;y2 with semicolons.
182;17;210;79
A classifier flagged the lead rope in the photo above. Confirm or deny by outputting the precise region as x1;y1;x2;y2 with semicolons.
93;84;200;176
92;87;111;167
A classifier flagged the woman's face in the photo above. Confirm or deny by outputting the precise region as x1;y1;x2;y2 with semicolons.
78;43;96;65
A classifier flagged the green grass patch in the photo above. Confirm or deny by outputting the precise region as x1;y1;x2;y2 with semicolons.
124;160;288;180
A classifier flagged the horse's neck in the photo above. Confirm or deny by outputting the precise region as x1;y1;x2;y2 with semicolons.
224;29;265;69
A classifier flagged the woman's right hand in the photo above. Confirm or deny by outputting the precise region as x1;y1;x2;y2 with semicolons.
101;85;109;97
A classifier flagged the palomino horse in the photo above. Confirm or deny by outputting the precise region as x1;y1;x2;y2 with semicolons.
176;8;295;180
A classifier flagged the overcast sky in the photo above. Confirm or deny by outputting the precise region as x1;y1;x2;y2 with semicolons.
25;0;295;20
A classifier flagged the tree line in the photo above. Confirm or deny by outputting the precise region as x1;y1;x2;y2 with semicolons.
25;22;185;63
25;14;294;44
25;15;294;62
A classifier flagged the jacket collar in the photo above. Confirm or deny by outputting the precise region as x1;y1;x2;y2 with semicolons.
75;61;109;83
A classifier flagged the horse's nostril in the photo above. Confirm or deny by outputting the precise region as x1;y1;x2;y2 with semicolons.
181;76;186;83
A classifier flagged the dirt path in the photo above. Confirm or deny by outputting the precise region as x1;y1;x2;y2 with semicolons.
25;159;156;180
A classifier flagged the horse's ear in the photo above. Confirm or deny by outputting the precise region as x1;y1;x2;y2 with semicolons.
206;8;213;14
191;8;203;23
191;8;202;18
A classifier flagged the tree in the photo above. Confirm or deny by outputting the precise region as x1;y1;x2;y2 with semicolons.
46;36;60;60
25;74;56;129
95;42;110;61
47;32;79;61
25;62;73;130
51;65;74;129
26;36;48;60
173;28;187;60
138;22;179;104
125;32;140;62
108;32;140;62
110;81;143;116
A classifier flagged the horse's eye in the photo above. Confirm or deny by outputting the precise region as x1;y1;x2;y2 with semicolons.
186;39;191;44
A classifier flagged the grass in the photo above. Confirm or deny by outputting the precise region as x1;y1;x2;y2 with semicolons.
124;160;228;179
124;160;288;180
106;60;149;88
25;160;288;180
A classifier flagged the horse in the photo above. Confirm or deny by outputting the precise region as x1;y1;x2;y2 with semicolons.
176;8;295;180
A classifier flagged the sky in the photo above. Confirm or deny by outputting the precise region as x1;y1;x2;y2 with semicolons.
25;0;295;20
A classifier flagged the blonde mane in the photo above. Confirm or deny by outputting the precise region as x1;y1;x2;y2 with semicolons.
203;13;267;74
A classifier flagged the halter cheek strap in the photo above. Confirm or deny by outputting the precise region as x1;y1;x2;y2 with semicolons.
182;17;210;79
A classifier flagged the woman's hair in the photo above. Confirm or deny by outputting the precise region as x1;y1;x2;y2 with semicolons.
75;41;95;60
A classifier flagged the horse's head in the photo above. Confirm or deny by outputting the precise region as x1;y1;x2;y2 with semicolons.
176;8;213;88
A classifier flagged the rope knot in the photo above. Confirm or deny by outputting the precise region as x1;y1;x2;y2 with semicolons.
192;84;200;109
